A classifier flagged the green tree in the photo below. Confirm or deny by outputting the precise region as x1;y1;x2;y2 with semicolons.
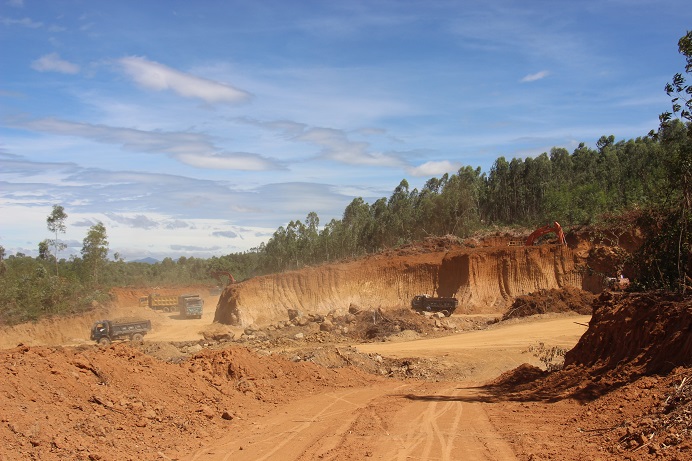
0;245;5;276
38;239;51;260
654;30;692;292
81;222;109;286
46;205;67;276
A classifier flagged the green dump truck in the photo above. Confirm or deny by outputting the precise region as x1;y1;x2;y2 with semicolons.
178;294;204;319
90;319;151;346
411;294;458;317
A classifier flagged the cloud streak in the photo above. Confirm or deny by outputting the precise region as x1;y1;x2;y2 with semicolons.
31;53;80;74
521;70;549;83
11;117;282;171
119;56;253;105
239;118;408;168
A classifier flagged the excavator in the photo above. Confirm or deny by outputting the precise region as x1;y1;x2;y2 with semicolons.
210;270;236;286
525;221;566;246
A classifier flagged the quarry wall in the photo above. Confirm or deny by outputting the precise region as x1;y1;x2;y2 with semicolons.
215;244;588;327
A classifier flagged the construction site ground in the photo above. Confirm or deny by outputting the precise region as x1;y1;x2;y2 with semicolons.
0;234;690;461
0;290;689;461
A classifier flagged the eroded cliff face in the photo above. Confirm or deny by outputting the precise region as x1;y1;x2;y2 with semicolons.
214;244;588;327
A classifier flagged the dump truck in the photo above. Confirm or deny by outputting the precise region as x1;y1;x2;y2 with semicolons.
90;319;151;346
178;294;204;319
146;294;179;312
411;294;458;316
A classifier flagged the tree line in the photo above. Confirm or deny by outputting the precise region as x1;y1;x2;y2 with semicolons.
253;125;687;271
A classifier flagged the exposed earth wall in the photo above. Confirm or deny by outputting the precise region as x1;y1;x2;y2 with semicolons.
215;244;587;327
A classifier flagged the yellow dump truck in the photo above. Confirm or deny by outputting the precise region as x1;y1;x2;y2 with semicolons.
145;294;179;312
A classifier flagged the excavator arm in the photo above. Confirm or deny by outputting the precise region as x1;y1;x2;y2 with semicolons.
526;221;566;246
210;270;236;286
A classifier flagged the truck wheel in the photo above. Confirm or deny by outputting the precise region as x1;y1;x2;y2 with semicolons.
441;310;450;317
131;333;144;343
98;337;111;346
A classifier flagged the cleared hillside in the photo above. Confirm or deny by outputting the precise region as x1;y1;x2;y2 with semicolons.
215;237;600;327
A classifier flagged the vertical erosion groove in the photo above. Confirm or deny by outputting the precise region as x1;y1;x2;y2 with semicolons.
216;246;587;326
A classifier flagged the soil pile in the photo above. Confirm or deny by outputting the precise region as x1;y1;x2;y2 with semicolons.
0;343;378;461
485;291;692;460
564;291;692;375
502;286;595;320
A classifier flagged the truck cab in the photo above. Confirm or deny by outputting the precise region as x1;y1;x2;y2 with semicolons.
178;294;204;319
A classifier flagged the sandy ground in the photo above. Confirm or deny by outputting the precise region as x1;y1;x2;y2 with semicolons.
1;289;689;461
177;314;588;461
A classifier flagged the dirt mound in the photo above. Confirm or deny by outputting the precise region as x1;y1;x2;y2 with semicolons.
483;291;692;459
502;286;595;320
487;363;548;388
0;343;379;461
488;292;692;399
564;291;692;375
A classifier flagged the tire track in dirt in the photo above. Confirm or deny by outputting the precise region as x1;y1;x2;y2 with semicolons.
374;385;516;461
184;384;408;461
183;382;516;461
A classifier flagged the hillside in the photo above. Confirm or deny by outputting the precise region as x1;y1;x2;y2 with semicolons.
214;231;623;327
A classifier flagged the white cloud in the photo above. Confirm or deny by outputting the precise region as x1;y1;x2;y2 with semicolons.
307;131;401;166
11;117;282;171
119;56;252;104
31;53;80;74
521;70;549;83
212;230;239;238
407;160;461;177
0;16;41;28
244;119;407;168
176;152;282;171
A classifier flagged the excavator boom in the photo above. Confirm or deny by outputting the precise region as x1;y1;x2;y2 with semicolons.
526;221;566;246
210;270;236;285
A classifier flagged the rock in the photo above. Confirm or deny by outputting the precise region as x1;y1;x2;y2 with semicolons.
294;332;305;340
320;320;334;332
348;303;361;314
200;323;235;342
221;411;234;421
198;405;215;420
186;344;203;354
296;317;310;327
287;309;301;321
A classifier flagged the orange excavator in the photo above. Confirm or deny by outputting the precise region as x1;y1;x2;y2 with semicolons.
210;270;236;286
525;221;566;246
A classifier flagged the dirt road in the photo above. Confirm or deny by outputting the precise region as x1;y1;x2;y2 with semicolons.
184;382;517;461
180;315;588;461
145;295;227;342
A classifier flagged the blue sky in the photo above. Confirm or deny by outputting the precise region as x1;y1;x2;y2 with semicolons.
1;0;690;261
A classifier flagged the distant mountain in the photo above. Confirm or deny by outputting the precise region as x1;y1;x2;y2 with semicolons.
130;257;159;264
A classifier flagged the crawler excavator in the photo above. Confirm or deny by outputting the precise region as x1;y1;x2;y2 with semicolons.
210;270;236;286
525;221;566;246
